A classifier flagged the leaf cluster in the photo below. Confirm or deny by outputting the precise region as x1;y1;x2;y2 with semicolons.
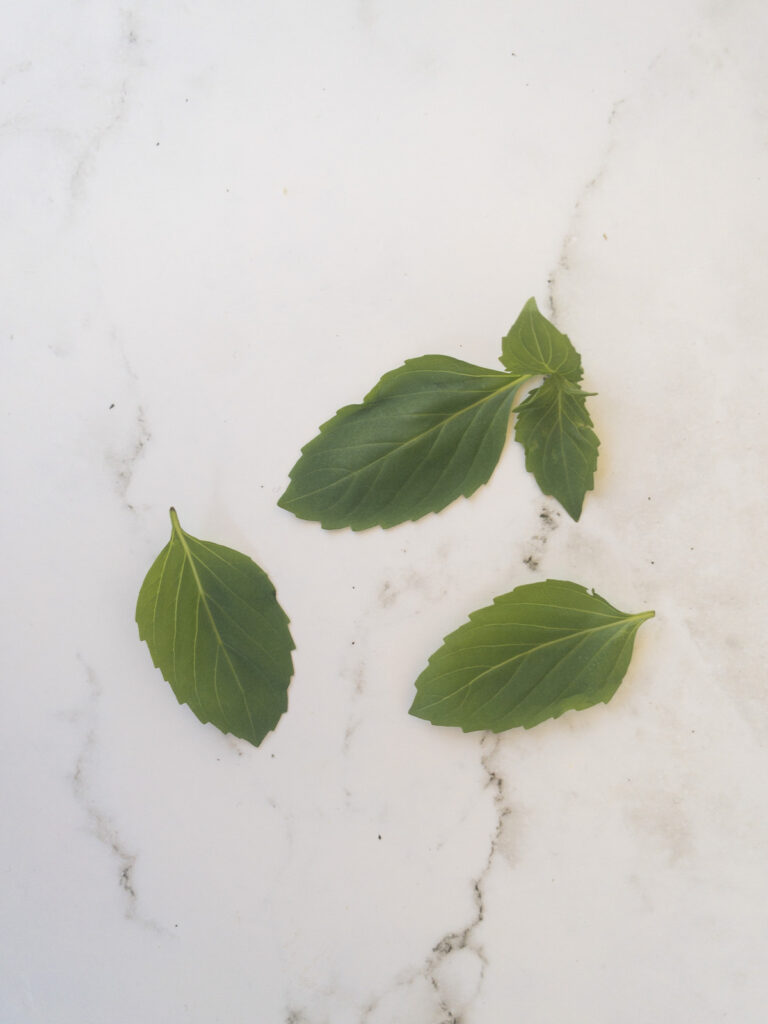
135;300;651;747
279;298;599;528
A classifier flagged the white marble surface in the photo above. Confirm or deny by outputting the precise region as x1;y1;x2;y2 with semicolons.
3;2;768;1021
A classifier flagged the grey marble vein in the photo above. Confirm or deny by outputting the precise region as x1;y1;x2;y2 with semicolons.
547;98;627;324
70;659;165;934
69;10;144;204
108;403;151;508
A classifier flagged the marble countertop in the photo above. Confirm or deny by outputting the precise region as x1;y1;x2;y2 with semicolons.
4;2;768;1021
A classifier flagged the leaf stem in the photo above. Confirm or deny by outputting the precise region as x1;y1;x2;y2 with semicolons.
508;372;538;410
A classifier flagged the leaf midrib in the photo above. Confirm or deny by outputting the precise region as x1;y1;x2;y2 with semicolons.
518;376;595;514
170;509;257;738
548;380;596;506
527;309;556;372
422;610;654;708
482;622;635;727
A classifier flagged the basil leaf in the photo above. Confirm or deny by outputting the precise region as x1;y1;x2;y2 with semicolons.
278;355;528;531
500;296;583;381
410;579;653;733
514;375;599;521
136;509;294;746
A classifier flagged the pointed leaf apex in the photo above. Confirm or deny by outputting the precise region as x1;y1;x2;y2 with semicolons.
500;297;583;381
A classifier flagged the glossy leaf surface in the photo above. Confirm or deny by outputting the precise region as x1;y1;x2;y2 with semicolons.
514;375;599;521
279;355;527;530
136;509;294;746
410;579;653;733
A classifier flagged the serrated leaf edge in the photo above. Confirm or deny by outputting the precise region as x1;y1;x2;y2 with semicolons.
174;508;260;738
278;364;533;529
416;608;654;716
136;509;295;745
409;581;654;732
500;297;583;382
514;374;599;521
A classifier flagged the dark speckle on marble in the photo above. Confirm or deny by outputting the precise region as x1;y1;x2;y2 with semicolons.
522;503;561;571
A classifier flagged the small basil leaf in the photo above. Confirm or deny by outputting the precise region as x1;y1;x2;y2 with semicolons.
500;297;583;382
514;375;599;521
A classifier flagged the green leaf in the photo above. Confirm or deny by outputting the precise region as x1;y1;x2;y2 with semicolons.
514;375;599;521
410;579;653;733
500;297;583;381
278;355;528;530
136;509;294;747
